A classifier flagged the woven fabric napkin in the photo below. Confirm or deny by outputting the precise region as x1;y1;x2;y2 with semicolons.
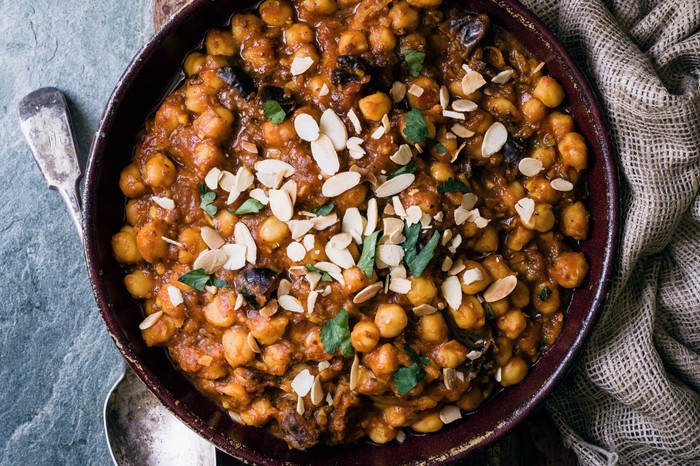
519;0;700;464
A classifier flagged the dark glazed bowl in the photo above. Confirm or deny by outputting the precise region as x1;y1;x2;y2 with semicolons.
83;0;619;463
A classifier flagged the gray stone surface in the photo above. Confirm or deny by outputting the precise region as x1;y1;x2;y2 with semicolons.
0;2;152;464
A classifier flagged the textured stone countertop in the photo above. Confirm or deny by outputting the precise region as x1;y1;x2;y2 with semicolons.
0;1;152;464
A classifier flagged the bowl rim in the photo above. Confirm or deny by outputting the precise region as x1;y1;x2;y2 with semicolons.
83;0;620;463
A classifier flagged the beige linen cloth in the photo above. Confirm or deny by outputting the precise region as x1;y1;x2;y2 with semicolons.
517;0;700;464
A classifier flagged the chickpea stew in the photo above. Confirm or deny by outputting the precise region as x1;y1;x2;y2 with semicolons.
112;0;591;450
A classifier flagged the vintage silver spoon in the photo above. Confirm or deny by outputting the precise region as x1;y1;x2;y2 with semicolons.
18;87;217;466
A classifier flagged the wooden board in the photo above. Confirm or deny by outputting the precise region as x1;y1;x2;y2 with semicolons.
152;3;579;465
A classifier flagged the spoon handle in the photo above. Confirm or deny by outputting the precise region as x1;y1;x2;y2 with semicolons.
18;87;83;236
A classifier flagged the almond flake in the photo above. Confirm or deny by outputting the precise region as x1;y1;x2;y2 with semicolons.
448;233;462;254
515;197;535;224
481;122;508;157
389;277;412;294
347;109;362;134
310;134;340;176
532;61;545;74
218;170;236;191
439;85;449;108
296;396;305;415
269;189;294;222
396;429;406;444
551;178;574;192
255;159;295;177
281;179;297;205
247;333;261;353
462;69;487;95
307;290;319;314
408;84;424;97
290;56;315;76
312;213;339;230
467;350;481;360
375;173;415;198
383;218;404;242
349;354;360;390
289;266;307;276
462;268;484;285
139;311;163;330
234;223;257;263
483;275;518;302
167;286;184;306
152;196;175;210
319;83;330;96
347;137;366;159
390;144;413;165
204;168;222;190
371;125;385;139
279;295;305;313
318;360;331;371
325;243;355;269
441;229;453;246
259;299;279;318
462;193;478;210
294;113;320;142
452;99;478;112
303;234;315;251
200;226;225;250
329;233;353;250
377;244;404;267
364;198;378;236
413;304;437;316
405;205;423;225
310;376;324;405
448;259;466;276
441;257;453;272
322;172;361;197
443;368;457;390
193;249;228;274
288;219;315;240
234;293;245;310
291;369;314;397
353;282;383;304
491;69;514;84
440;405;462;424
241;141;258;154
320;109;349;151
518;157;544;177
199;354;213;366
391;81;407;103
326;392;334;406
286;242;307;262
306;272;321;289
314;261;341;275
442;110;465;120
392;196;407;218
162;236;185;248
441;275;463;310
277;278;292;297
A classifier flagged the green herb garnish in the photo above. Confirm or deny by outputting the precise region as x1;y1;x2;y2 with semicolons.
388;160;417;179
486;303;496;320
229;198;264;215
394;363;426;395
178;268;230;292
311;203;335;217
437;178;470;193
357;230;381;278
404;344;430;366
198;183;217;218
306;263;333;282
263;100;286;124
402;223;440;278
403;50;425;77
403;108;428;144
427;137;447;154
538;286;552;302
320;309;353;357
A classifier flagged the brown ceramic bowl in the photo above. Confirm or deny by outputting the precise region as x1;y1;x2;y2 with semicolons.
84;0;619;463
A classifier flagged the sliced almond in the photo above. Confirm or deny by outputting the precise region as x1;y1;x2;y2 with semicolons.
329;233;353;250
441;275;463;310
281;179;297;205
381;114;390;132
318;360;331;371
439;85;449;108
296;395;305;415
322;172;361;197
200;226;225;250
291;369;314;397
452;99;478;112
377;244;404;267
347;137;366;159
286;241;307;262
443;368;457;390
349;354;360;390
375;173;415;198
347;108;362;134
269;189;294;222
255;159;295;177
467;350;482;360
303;234;315;251
218;170;236;192
441;256;453;272
491;69;514;84
167;285;184;307
234;222;257;264
353;282;383;304
278;278;292;297
204;167;222;190
461;68;487;95
532;61;545;74
326;392;334;406
162;236;185;248
462;268;484;285
371;125;385;139
396;429;406;444
440;405;462;424
314;261;341;275
306;272;322;290
288;219;315;240
448;259;466;276
461;193;478;211
310;376;324;405
193;249;228;274
319;83;330;97
390;144;413;166
408;84;424;97
481;122;508;157
442;110;465;120
279;294;305;313
483;275;518;302
290;56;315;76
405;205;423;225
515;197;535;224
412;304;437;316
289;266;307;276
310;134;340;176
312;213;339;230
234;293;245;310
259;299;279;318
294;113;320;142
320;109;348;151
451;124;475;138
391;81;407;103
364;198;378;236
388;277;411;294
342;208;365;244
325;243;356;269
551;178;574;192
241;141;258;154
152;196;175;210
139;311;163;330
518;157;544;177
392;196;407;218
307;290;318;314
247;333;261;353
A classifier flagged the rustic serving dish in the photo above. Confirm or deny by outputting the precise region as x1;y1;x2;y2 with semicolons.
83;0;619;463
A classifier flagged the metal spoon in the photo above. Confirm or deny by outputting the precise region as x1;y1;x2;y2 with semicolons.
18;87;217;466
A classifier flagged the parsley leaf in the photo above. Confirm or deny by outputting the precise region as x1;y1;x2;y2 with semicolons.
394;363;426;395
178;269;230;292
403;50;425;77
486;303;496;320
306;263;333;282
538;286;552;302
320;309;353;357
404;344;430;366
229;198;264;215
402;223;440;278
357;230;381;278
198;183;217;218
403;108;428;144
437;178;470;193
427;137;447;154
263;100;286;124
388;160;417;179
311;203;335;217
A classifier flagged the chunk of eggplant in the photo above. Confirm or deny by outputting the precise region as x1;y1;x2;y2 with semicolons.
447;13;490;56
216;66;256;99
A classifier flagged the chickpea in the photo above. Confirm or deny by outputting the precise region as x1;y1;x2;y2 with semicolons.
505;225;534;252
242;39;276;71
136;221;169;263
389;1;420;33
524;177;560;204
334;184;367;213
249;315;289;345
185;83;216;114
125;199;143;226
119;164;147;198
262;342;294;375
155;98;189;132
290;43;320;68
214;209;237;238
359;92;392;121
434;340;468;368
193;139;224;172
307;75;333;97
460;261;491;294
406;277;437;306
417;313;448;343
351;321;381;352
497;309;527;340
533;76;565;108
532;281;561;315
231;13;263;46
183;52;205;77
458;386;483;411
342;266;375;294
489;298;510;317
259;0;293;26
560;201;590;240
365;343;400;376
258;216;290;245
494;336;513;366
401;189;440;216
338;30;368;55
530;146;556;169
407;0;442;8
481;255;512;279
177;227;207;264
411;411;444;433
375;303;408;338
558;132;588;170
141;315;176;346
203;294;237;327
193;106;234;141
368;422;397;444
472;225;498;253
523;203;556;232
112;230;142;264
430;162;455;182
485;97;522;121
521;97;546;123
510;280;530;308
301;0;338;15
205;29;236;56
222;327;256;368
124;270;153;299
262;120;296;145
547;111;575;141
285;23;314;47
407;77;440;110
450;296;485;330
500;357;529;387
369;26;396;52
550;251;588;288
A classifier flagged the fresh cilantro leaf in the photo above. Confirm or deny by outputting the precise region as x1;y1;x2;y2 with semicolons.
357;230;381;278
320;309;353;357
198;183;218;218
210;278;231;288
486;303;496;320
263;100;286;124
403;108;428;144
229;198;264;215
538;286;552;302
178;269;211;292
437;178;470;193
388;160;417;180
394;363;426;395
311;203;334;217
427;137;447;154
306;263;333;282
198;182;207;195
404;344;430;366
401;223;440;278
403;49;425;77
402;222;421;266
